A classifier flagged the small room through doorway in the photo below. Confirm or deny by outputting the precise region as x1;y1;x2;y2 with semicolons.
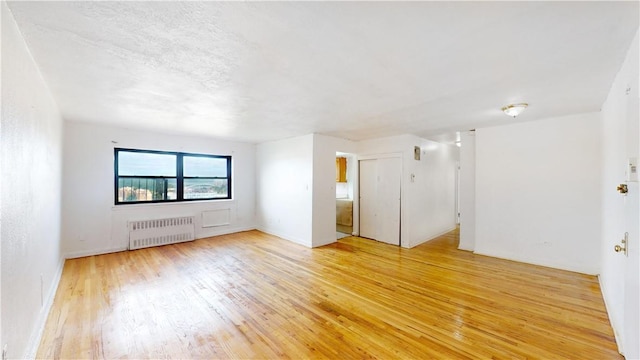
336;152;355;239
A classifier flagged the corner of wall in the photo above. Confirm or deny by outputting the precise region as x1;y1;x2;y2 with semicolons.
23;256;65;359
407;226;458;249
256;226;312;248
598;275;625;355
2;3;65;358
312;238;336;248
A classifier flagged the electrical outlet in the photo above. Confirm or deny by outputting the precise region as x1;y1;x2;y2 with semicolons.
3;343;8;360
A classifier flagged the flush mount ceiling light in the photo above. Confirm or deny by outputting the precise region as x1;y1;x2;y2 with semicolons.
501;103;528;118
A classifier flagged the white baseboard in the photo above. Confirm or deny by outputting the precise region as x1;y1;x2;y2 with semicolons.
457;245;474;251
312;237;336;248
256;226;311;247
472;247;598;275
23;256;65;359
65;246;128;259
406;226;458;248
197;225;256;239
66;227;257;260
598;274;625;356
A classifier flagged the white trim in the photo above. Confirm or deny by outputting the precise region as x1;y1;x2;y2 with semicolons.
23;257;65;359
472;248;599;275
65;226;258;259
111;198;236;210
598;274;625;356
313;237;337;248
66;246;129;259
406;226;458;249
256;226;311;248
458;243;475;252
198;225;256;239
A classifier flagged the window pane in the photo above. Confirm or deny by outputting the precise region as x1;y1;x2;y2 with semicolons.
117;177;177;202
118;151;176;176
166;179;177;200
184;178;228;199
183;156;228;177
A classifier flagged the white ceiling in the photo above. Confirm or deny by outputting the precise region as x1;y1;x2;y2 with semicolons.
6;1;639;144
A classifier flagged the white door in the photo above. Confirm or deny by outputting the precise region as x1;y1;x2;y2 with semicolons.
621;75;640;359
359;158;401;246
359;159;377;240
621;79;640;358
376;157;401;245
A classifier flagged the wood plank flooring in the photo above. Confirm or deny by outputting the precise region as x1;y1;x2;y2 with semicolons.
37;229;621;359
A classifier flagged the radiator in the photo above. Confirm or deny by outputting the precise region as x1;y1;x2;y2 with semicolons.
128;216;195;250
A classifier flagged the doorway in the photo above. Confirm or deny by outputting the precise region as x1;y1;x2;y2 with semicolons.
336;153;354;239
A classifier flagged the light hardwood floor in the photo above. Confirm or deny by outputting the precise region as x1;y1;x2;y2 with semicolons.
37;229;621;359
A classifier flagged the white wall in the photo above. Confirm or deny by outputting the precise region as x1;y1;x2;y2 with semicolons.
62;122;256;258
409;138;459;247
599;29;639;354
256;134;314;246
256;134;356;248
475;113;602;274
358;134;458;248
458;131;476;251
1;3;64;358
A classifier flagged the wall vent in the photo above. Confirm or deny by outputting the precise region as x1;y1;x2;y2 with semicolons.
129;216;195;250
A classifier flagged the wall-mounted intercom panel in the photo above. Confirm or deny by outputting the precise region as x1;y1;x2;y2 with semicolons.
627;157;638;182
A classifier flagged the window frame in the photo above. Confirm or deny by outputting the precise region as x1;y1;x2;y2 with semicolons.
114;148;232;205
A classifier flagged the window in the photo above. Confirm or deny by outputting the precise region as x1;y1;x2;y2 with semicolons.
115;148;231;204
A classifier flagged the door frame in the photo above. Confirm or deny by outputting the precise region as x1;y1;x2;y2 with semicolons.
622;181;639;358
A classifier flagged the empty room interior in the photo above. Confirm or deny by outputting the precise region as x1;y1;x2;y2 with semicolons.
2;1;640;359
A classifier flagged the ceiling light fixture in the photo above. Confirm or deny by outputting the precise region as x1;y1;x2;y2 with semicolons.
501;103;528;118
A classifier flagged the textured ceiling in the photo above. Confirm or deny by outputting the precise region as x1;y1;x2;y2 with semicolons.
6;1;639;143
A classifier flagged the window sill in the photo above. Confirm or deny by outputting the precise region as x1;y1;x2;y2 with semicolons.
111;198;235;210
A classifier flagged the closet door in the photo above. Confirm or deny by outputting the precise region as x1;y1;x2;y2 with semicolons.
359;159;377;240
377;157;401;245
359;157;401;245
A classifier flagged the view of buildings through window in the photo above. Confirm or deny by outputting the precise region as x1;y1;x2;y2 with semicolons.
115;149;231;204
